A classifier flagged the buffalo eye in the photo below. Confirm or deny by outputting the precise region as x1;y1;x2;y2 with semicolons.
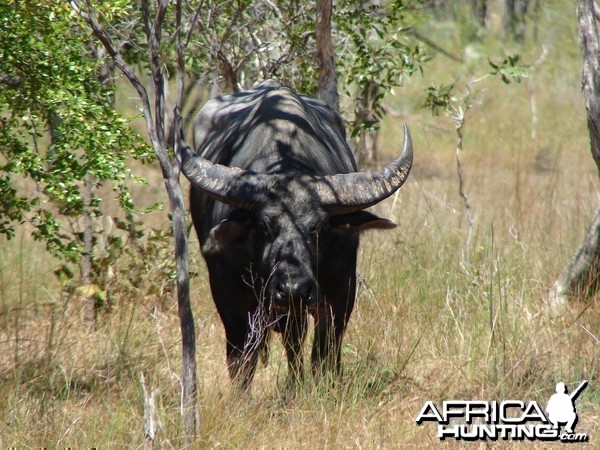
257;220;275;239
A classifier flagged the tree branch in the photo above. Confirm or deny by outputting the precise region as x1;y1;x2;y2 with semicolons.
142;0;169;155
72;0;198;438
71;1;159;155
409;29;464;64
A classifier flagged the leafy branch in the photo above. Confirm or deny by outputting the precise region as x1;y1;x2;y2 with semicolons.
424;55;529;258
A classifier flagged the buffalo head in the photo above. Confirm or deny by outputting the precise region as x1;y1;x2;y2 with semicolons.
176;124;412;313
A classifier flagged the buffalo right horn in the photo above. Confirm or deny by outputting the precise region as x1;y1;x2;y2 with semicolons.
176;133;270;211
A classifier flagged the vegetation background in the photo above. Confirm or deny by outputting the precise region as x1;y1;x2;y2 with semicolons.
1;0;599;447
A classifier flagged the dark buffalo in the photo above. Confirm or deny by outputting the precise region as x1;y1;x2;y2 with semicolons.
177;81;413;388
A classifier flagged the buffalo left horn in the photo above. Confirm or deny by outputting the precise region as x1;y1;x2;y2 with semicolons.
314;123;413;215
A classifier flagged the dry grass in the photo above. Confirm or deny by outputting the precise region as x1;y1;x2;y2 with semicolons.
1;3;599;448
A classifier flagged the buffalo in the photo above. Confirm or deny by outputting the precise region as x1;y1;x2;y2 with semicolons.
177;81;413;388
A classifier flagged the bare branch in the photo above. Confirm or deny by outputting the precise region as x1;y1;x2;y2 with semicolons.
173;0;185;163
185;0;206;48
528;46;548;140
450;75;489;260
409;29;464;63
142;0;169;151
72;0;199;438
451;105;474;257
70;1;159;153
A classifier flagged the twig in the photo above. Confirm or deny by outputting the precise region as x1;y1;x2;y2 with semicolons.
528;46;548;140
451;74;489;258
409;29;464;63
140;372;159;450
580;324;600;345
451;104;474;257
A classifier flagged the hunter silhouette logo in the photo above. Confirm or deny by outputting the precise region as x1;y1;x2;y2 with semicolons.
546;380;588;434
416;380;589;442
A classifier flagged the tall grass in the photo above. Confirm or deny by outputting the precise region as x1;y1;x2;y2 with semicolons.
1;2;599;447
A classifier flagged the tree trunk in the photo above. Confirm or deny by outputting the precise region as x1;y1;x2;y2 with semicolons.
471;0;488;27
504;0;529;41
553;0;600;301
71;0;199;438
316;0;339;111
80;49;113;330
554;206;600;301
355;130;379;169
80;172;96;329
354;80;378;168
504;0;516;35
579;0;600;175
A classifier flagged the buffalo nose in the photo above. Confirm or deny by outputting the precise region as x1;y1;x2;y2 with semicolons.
274;280;314;306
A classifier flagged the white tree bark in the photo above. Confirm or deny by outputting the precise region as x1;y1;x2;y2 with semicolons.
553;0;600;302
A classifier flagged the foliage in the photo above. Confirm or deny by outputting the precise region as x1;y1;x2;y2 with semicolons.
93;217;179;310
488;54;530;84
424;54;530;116
423;83;455;117
120;0;423;141
336;0;427;138
0;2;151;263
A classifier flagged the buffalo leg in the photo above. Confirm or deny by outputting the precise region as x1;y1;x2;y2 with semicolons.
206;263;263;389
312;240;358;377
280;312;308;386
311;306;339;376
223;315;261;389
311;301;353;377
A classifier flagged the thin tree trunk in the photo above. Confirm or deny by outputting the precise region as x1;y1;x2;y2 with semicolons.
71;0;199;438
579;0;600;175
553;0;600;301
504;0;516;36
471;0;488;27
504;0;529;41
47;109;96;327
316;0;339;111
81;172;96;328
354;81;379;168
554;206;600;300
515;0;529;41
80;47;113;330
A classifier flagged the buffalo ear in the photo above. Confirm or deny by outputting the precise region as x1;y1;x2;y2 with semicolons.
202;210;254;255
330;211;396;232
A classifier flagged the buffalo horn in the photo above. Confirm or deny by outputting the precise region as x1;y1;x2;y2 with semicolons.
176;138;269;211
176;123;412;214
314;124;413;214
